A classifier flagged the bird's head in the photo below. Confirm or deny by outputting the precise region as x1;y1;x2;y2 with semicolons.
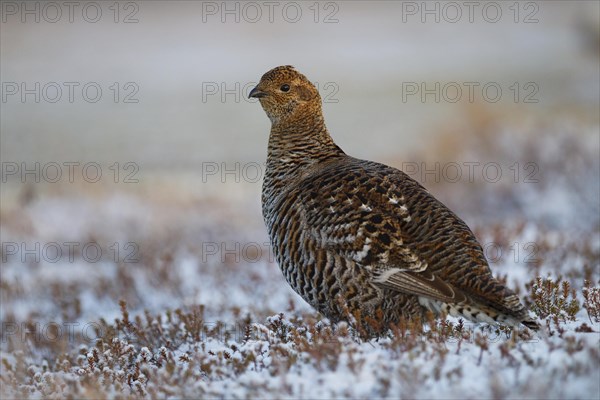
249;66;322;125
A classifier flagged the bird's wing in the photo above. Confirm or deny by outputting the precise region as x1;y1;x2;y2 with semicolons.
372;269;467;304
296;158;475;304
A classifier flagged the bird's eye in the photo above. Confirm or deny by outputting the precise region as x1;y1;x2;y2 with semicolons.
280;84;290;92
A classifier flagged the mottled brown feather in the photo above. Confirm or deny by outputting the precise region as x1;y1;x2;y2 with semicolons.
250;66;539;335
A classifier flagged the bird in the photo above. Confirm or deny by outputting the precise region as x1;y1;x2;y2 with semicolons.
249;65;539;336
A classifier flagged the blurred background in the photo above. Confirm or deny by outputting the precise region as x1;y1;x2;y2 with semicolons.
2;1;599;162
1;0;599;326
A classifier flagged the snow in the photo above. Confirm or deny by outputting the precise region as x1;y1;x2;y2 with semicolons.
2;119;600;399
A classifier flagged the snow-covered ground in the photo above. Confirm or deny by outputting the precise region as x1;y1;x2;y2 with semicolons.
1;113;599;398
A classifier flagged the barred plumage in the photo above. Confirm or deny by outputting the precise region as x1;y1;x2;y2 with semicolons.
250;66;539;335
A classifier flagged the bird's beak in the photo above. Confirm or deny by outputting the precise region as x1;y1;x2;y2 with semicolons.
249;86;267;99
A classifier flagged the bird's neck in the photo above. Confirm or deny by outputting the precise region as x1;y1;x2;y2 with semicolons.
266;108;345;169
